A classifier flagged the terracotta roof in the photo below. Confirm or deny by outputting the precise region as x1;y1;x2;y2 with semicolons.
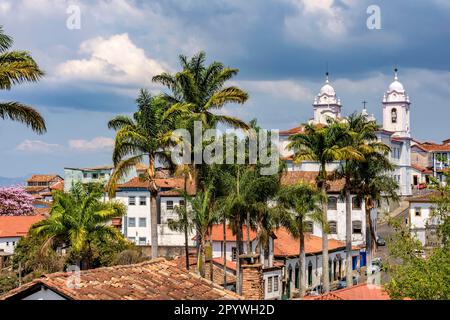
281;171;345;192
50;181;64;191
118;177;196;195
203;224;262;242
273;227;346;257
175;256;237;286
279;124;326;136
307;284;390;300
1;258;241;300
0;213;46;238
407;190;441;203
411;164;433;174
27;175;62;183
212;257;238;272
416;142;450;152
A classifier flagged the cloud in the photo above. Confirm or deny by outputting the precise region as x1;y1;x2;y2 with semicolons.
237;80;314;103
56;33;166;86
15;140;61;153
68;136;114;152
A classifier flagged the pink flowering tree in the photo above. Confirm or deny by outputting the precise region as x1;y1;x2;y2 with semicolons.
0;186;34;216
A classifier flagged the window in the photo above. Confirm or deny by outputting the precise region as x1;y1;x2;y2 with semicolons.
128;196;136;206
138;237;147;245
352;197;361;210
327;197;337;210
128;217;136;228
304;221;314;233
166;201;174;210
179;200;185;207
415;208;421;217
352;220;362;234
274;276;279;292
391;108;397;123
267;277;273;293
100;173;106;179
139;196;146;206
139;218;147;227
83;173;88;178
231;247;237;261
92;173;98;179
329;221;337;234
128;237;135;243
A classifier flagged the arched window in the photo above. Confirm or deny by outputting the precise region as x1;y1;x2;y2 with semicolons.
328;221;337;234
327;197;337;210
391;108;397;123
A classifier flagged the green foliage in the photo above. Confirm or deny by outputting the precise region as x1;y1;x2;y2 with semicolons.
0;272;19;295
385;219;450;300
0;26;46;134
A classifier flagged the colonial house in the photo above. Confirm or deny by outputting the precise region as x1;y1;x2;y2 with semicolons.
407;191;442;248
272;228;361;298
0;258;241;300
205;224;283;300
0;208;48;254
411;139;450;184
114;175;196;251
25;174;64;202
63;165;115;191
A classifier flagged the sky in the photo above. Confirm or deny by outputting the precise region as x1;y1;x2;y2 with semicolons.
0;0;449;178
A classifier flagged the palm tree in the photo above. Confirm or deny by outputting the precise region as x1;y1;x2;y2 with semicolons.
287;121;363;293
107;90;176;259
352;150;399;270
335;113;389;287
152;51;249;191
0;26;46;133
189;185;220;277
276;183;325;297
31;182;126;269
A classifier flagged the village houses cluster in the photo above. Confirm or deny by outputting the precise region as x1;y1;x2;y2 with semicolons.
1;70;448;300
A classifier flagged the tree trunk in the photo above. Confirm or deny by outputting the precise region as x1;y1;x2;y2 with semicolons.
184;176;190;270
321;182;330;293
345;187;353;288
299;226;306;298
365;197;378;269
150;193;158;259
236;218;244;295
209;226;214;282
198;237;206;277
223;218;227;289
246;211;251;254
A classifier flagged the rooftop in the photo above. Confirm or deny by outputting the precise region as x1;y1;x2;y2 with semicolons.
281;171;345;193
0;212;47;238
27;174;62;183
1;258;241;300
305;284;390;300
118;177;196;195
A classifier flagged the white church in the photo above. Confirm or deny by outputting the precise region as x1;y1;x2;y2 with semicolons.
279;69;413;197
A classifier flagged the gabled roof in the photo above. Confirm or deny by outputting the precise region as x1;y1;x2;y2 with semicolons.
0;213;47;238
281;171;345;193
273;228;346;257
306;284;390;300
1;258;241;300
279;124;326;136
117;177;196;195
27;174;62;183
411;164;433;174
415;142;450;152
50;181;64;191
407;190;441;203
203;224;276;242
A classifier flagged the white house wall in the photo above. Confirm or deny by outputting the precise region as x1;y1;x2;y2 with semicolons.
0;236;20;254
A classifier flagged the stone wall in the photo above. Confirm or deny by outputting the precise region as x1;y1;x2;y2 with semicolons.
241;264;264;300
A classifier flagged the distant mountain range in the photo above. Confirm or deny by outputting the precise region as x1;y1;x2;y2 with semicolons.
0;175;28;187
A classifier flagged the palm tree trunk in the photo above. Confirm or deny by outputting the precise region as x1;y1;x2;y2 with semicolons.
320;180;330;293
184;176;189;270
198;236;206;277
223;217;227;289
246;211;251;254
150;193;158;259
299;226;306;298
209;226;214;282
236;219;243;295
345;187;353;288
365;197;377;270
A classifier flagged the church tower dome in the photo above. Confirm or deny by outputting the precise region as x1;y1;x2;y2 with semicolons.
382;68;411;137
312;72;342;125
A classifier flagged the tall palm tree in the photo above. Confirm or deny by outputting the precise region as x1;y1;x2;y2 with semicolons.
31;182;126;269
0;26;46;133
352;150;399;270
107;90;176;259
276;183;325;297
152;51;250;191
335;113;389;287
287;121;363;293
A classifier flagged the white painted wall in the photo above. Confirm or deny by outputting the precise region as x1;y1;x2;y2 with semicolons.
409;202;440;246
0;236;20;254
22;287;67;300
263;269;282;300
159;196;195;246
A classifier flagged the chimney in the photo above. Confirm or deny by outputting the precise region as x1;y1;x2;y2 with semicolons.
240;253;264;300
